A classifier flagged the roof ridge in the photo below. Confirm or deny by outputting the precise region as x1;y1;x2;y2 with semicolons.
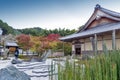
95;4;101;9
96;4;120;17
85;22;120;31
77;4;120;33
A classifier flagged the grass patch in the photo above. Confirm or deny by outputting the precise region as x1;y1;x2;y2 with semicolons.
18;55;32;61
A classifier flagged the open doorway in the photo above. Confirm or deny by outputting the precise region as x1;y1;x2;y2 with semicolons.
75;48;81;55
75;44;81;55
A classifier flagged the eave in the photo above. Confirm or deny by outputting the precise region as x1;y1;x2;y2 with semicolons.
59;22;120;42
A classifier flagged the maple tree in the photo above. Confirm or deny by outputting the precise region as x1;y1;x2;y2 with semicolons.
30;36;50;56
16;33;72;56
46;33;60;42
16;34;34;51
30;36;41;51
30;36;44;56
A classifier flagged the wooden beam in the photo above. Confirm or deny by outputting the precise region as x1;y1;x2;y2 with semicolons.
112;30;116;50
94;34;97;55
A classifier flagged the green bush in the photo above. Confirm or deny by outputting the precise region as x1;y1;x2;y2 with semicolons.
53;42;72;56
64;43;72;56
18;54;31;61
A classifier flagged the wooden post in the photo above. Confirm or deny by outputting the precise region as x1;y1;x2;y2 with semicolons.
102;36;104;51
112;30;116;50
90;37;95;53
84;39;86;51
94;34;97;55
72;43;75;54
63;42;65;55
102;36;107;54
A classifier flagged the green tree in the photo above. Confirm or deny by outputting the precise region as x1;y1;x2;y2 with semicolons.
0;20;15;35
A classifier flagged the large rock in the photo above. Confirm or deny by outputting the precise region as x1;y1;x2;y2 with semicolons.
11;59;22;64
0;66;31;80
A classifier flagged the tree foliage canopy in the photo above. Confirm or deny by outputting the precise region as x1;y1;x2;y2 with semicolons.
0;20;15;35
0;19;77;56
0;19;77;36
16;34;34;50
17;28;76;37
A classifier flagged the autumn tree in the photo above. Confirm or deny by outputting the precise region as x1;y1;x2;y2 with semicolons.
30;36;41;55
16;34;34;51
30;36;51;56
35;36;51;56
46;33;60;42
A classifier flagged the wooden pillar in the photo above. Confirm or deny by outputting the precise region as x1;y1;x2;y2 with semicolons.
102;36;104;51
102;36;106;52
84;39;86;51
102;36;108;53
63;42;65;55
72;43;75;54
94;34;97;54
90;37;95;53
112;30;116;50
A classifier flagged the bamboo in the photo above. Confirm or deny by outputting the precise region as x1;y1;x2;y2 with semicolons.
57;50;120;80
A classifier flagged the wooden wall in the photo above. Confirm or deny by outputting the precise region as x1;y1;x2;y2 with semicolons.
88;17;116;29
75;31;120;54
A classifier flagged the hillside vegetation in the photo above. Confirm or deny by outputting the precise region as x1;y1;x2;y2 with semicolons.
0;19;76;36
0;20;15;35
0;19;76;55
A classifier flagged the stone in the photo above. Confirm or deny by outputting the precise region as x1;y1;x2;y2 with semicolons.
11;59;22;64
0;66;31;80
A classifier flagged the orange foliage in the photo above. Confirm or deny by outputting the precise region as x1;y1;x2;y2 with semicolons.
9;47;16;52
16;34;34;50
16;34;61;53
46;33;60;42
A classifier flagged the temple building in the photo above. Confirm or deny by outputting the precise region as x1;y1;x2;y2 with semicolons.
60;4;120;56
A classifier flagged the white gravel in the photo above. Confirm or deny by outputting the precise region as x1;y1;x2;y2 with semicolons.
0;58;57;80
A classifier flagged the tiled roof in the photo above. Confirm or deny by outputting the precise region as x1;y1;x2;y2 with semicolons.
5;41;18;47
77;4;120;33
59;22;120;41
60;4;120;42
100;6;120;18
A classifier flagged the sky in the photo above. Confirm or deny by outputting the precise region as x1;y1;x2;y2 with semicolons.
0;0;120;30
